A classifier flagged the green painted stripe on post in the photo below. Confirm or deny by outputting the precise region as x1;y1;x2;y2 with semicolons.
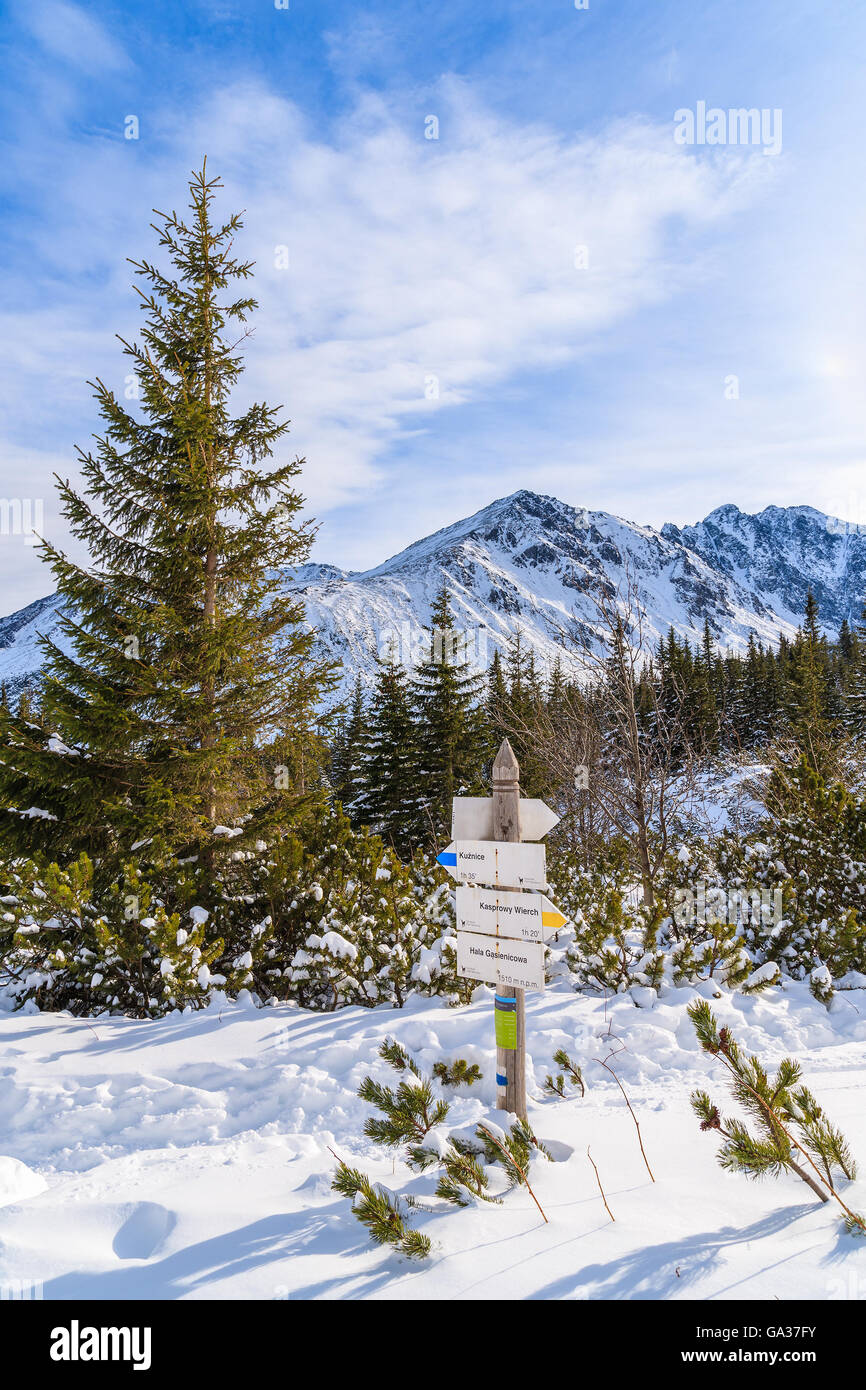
495;1005;517;1050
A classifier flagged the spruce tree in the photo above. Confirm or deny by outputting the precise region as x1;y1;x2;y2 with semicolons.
695;618;720;750
0;164;334;867
505;627;534;724
545;654;568;717
501;627;546;794
844;606;866;739
738;631;768;747
486;648;508;728
331;675;367;813
786;589;832;753
356;646;422;856
411;585;489;844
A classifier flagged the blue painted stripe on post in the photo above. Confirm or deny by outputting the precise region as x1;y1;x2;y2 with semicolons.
496;1073;508;1087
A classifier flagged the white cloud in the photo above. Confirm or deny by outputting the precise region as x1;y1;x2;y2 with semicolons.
20;0;129;74
190;81;761;504
0;77;769;601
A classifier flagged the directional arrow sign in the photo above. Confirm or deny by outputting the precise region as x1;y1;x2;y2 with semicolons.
456;885;567;943
437;840;547;889
451;797;560;842
456;931;545;991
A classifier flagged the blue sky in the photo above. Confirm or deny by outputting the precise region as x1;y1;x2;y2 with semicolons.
2;0;865;606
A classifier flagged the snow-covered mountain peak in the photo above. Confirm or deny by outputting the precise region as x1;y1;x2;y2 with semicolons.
360;489;576;579
2;492;865;704
664;501;866;631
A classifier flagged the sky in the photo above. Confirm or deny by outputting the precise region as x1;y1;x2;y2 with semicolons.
1;0;865;608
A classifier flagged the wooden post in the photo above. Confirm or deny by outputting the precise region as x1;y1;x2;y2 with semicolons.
492;737;527;1121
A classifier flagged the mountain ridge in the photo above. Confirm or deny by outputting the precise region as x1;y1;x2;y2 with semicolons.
2;491;864;703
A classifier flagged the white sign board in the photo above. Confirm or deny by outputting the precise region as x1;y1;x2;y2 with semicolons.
438;840;547;889
455;885;567;943
451;797;560;843
456;931;545;991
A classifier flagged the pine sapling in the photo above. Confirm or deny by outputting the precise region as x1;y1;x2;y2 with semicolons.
432;1058;482;1088
543;1073;568;1098
434;1138;502;1208
476;1120;550;1223
350;1041;555;1231
330;1156;431;1259
689;999;865;1235
379;1037;422;1077
543;1047;585;1098
791;1085;857;1191
358;1040;450;1160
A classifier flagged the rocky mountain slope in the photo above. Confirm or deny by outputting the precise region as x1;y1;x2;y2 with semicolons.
1;491;863;703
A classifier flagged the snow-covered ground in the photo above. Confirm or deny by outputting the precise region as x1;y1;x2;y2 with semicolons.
1;980;865;1301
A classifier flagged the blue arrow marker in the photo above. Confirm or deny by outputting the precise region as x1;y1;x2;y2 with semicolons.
437;850;457;867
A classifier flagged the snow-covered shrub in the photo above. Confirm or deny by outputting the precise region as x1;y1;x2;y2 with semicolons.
627;758;866;1005
735;759;866;998
664;761;866;1002
550;809;864;1003
546;845;657;995
555;860;665;996
284;829;438;1009
655;839;770;993
0;800;473;1018
405;852;474;1005
0;854;264;1016
239;804;468;1010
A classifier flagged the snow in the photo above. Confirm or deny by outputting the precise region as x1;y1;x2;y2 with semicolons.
746;962;781;989
0;1155;47;1208
318;931;358;960
1;978;864;1300
47;734;78;757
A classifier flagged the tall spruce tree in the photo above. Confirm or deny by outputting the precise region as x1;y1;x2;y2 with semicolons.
844;606;866;739
787;589;832;753
411;585;489;843
331;675;367;813
0;164;334;866
356;646;423;857
499;627;547;794
486;648;508;727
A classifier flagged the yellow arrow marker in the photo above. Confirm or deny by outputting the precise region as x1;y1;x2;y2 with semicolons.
541;908;568;931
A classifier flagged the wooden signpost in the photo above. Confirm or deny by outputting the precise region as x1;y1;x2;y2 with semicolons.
440;738;565;1121
456;931;545;991
451;796;560;842
436;839;547;890
492;739;527;1118
455;885;566;944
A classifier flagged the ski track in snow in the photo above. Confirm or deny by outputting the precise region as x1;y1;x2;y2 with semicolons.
1;980;865;1300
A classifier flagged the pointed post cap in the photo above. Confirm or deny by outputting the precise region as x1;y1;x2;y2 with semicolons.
493;737;519;781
